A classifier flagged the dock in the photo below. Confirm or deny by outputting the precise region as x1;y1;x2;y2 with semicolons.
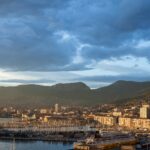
74;137;137;150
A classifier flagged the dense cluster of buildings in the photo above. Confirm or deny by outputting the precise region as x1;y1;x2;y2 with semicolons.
0;104;91;128
92;104;150;130
0;102;150;131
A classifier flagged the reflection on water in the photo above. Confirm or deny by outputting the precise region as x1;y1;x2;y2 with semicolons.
0;140;73;150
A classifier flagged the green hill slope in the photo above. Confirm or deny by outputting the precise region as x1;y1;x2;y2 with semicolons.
0;81;150;106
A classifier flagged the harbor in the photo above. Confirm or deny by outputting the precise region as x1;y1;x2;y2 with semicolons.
0;128;150;150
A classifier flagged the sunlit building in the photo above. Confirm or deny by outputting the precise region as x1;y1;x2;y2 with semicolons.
94;115;117;126
55;103;59;113
140;104;150;119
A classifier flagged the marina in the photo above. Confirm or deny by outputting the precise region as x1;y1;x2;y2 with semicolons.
1;128;150;149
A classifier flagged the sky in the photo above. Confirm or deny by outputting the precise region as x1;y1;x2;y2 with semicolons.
0;0;150;88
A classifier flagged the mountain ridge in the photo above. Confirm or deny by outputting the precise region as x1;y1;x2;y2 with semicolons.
0;80;150;107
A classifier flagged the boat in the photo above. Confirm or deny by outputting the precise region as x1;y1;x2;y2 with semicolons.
74;133;137;150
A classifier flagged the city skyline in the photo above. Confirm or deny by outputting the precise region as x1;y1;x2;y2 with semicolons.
0;0;149;88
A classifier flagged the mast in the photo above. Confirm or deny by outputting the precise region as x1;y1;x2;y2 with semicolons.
12;138;15;150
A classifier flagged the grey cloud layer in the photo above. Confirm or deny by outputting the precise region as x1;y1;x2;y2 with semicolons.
79;75;150;83
0;0;149;72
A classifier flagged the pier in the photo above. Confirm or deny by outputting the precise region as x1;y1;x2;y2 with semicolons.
74;137;137;150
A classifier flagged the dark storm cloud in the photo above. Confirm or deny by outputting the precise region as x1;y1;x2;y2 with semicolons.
81;45;150;61
57;0;150;43
0;0;149;71
60;0;150;60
